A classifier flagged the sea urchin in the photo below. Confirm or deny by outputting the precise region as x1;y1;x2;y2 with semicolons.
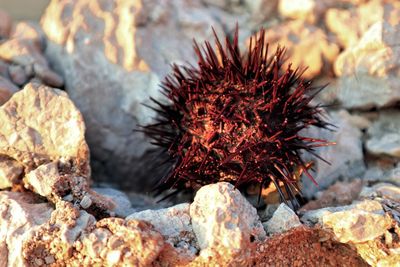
142;28;333;209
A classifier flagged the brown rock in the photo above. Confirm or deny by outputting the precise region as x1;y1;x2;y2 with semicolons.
301;180;363;211
254;227;368;266
0;9;12;38
265;20;339;78
0;76;19;105
33;63;64;88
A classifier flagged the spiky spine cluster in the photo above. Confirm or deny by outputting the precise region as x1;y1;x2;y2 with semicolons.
143;29;332;208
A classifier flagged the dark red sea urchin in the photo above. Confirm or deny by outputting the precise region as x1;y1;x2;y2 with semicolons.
142;28;334;209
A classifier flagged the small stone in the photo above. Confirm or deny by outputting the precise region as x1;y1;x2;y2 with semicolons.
0;9;12;38
190;182;265;264
320;200;393;243
24;162;60;197
33;63;64;88
80;195;93;209
8;65;29;86
63;194;74;202
44;255;55;264
11;21;45;50
106;250;121;265
264;203;302;235
93;188;134;217
366;111;400;158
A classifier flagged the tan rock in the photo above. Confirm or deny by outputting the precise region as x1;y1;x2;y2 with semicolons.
23;202;165;266
265;20;339;78
279;0;316;22
190;182;266;265
322;201;393;243
0;155;24;188
0;76;19;105
127;203;197;258
0;191;53;266
335;3;400;109
11;21;45;51
0;82;90;177
325;0;383;48
0;37;48;67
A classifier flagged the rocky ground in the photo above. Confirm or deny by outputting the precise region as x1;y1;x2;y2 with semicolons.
0;0;400;266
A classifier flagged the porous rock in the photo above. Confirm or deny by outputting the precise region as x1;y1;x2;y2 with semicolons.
127;203;197;258
302;110;365;198
264;203;302;235
0;191;53;266
335;3;400;109
23;201;164;266
40;0;225;191
302;200;393;243
0;82;90;181
366;111;400;158
190;182;266;264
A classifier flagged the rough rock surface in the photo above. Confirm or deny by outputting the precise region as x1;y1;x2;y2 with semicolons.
302;110;365;198
265;20;339;78
23;201;165;266
127;203;198;258
301;179;363;211
264;203;302;235
366;111;400;158
40;0;226;191
0;82;90;181
0;191;53;266
190;182;266;264
335;2;400;109
325;0;384;48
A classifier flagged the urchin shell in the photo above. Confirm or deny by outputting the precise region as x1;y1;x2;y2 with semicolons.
143;28;333;208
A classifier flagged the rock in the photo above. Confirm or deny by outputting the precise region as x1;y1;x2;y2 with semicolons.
0;191;53;266
0;9;12;38
335;3;400;109
22;201;165;266
127;203;197;257
93;188;134;217
302;110;365;198
0;156;24;188
8;65;29;86
0;36;48;67
40;0;227;191
0;76;19;105
0;82;90;178
264;20;339;78
301;179;363;211
33;63;64;88
11;22;45;50
301;199;384;225
366;111;400;158
301;200;393;243
189;182;266;264
360;183;400;203
264;203;302;235
325;0;383;48
278;0;315;22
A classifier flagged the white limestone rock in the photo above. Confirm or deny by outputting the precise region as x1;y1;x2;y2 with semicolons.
190;182;266;264
263;203;302;235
